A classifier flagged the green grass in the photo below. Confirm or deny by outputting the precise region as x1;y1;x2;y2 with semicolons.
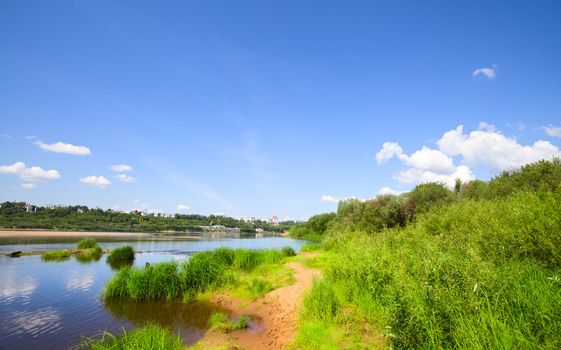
106;246;135;267
77;238;98;249
104;247;297;302
76;324;184;350
41;249;72;261
76;246;103;262
208;312;250;333
294;190;561;349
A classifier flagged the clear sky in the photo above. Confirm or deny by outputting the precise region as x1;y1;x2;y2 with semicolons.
1;0;560;220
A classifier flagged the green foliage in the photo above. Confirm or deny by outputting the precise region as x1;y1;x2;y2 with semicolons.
107;246;135;266
104;248;294;302
208;312;250;333
298;190;561;349
41;249;72;261
281;246;296;257
289;213;336;240
76;246;103;262
0;202;293;233
76;324;184;350
77;239;97;249
294;160;561;349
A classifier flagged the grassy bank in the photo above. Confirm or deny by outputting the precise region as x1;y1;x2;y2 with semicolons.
291;159;561;349
77;324;184;350
104;247;297;302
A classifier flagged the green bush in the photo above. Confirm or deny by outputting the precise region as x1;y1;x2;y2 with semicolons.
107;246;135;265
77;238;97;249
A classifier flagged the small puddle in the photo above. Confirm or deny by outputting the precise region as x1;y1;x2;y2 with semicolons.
104;298;262;345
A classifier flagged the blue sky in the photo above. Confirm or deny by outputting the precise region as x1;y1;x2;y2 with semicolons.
1;0;560;220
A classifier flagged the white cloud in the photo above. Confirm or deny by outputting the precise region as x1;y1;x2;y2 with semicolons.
80;175;111;188
115;174;136;183
110;164;133;172
473;66;496;79
437;125;560;170
320;195;339;203
378;187;402;196
321;194;370;203
543;125;561;138
0;162;61;182
177;204;190;210
376;142;406;164
404;147;457;174
36;141;91;155
21;183;37;189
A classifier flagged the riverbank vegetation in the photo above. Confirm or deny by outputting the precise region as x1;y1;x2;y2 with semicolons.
106;245;135;267
41;239;103;262
41;249;72;261
208;312;250;333
0;203;293;233
77;324;184;350
290;159;561;349
104;247;297;302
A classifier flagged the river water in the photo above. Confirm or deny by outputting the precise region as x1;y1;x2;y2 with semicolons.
0;233;308;349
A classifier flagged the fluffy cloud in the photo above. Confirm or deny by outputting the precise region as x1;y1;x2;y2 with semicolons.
110;165;133;172
36;141;91;155
320;195;339;203
543;125;561;138
437;125;560;170
115;174;136;183
177;204;190;210
472;66;496;79
377;124;561;188
321;194;370;203
80;175;111;188
21;183;37;189
378;187;402;195
0;162;61;182
376;142;407;164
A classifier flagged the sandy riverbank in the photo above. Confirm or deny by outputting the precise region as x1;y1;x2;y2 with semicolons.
0;230;152;238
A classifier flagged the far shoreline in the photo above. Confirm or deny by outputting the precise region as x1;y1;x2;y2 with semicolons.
0;230;184;238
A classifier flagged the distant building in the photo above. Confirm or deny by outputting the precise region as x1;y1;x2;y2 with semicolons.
269;215;279;226
25;203;33;212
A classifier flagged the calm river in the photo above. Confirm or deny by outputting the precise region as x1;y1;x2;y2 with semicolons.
0;233;308;349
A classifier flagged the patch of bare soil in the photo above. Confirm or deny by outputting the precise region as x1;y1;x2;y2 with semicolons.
203;260;320;349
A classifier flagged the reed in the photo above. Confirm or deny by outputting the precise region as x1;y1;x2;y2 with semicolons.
76;324;184;350
41;249;72;261
77;239;98;250
106;246;135;265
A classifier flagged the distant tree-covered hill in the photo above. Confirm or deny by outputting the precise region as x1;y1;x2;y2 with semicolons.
0;203;294;233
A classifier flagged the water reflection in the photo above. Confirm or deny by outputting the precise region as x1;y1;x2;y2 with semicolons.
104;298;231;345
66;271;95;292
2;307;62;337
0;271;37;305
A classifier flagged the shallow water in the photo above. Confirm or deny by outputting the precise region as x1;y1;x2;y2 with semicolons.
0;233;307;349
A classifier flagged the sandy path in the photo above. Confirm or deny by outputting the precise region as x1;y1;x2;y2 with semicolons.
207;258;320;349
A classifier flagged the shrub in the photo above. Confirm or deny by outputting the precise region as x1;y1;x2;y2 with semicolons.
281;246;296;257
77;239;98;250
107;246;135;265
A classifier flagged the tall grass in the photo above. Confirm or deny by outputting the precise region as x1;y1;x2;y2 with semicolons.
77;239;98;250
295;190;561;349
208;312;250;333
76;324;184;350
41;249;72;261
106;246;135;266
76;246;103;262
104;247;296;301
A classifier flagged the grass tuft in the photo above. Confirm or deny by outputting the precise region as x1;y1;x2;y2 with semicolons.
107;246;135;266
41;249;72;261
209;312;250;333
76;324;184;350
77;239;98;250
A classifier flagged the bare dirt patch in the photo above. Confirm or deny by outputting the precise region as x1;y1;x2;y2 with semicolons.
202;259;320;349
